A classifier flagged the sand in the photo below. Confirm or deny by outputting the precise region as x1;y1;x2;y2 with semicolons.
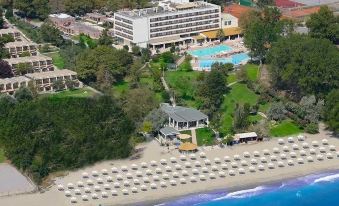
0;125;338;206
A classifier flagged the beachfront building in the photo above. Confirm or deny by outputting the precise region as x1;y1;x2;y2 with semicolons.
4;55;54;75
5;41;38;58
234;132;258;143
0;76;31;95
0;28;22;41
160;103;209;131
113;1;221;49
25;69;82;92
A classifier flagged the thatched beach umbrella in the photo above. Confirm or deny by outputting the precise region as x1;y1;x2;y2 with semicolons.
253;151;260;157
82;195;89;201
307;156;314;162
278;138;284;145
57;184;64;191
322;139;329;145
199;152;206;158
111;167;118;173
94;185;101;192
70;197;77;203
67;183;74;189
111;189;118;196
84;187;91;193
101;169;108;175
288;137;294;143
65;190;71;197
302;142;309;149
224;156;231;162
160;159;167;165
243;151;251;158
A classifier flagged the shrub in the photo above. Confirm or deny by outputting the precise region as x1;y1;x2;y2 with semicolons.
305;123;319;134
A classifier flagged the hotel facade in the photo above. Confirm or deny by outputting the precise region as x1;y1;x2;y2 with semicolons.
113;1;221;49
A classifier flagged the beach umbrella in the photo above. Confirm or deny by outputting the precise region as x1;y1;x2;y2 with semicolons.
238;168;246;174
153;175;160;181
280;153;287;160
270;155;277;161
182;170;189;176
170;157;177;163
143;177;150;183
326;153;333;159
101;191;108;198
312;141;319;147
150;183;157;189
175;164;182;170
289;152;297;158
136;171;143;177
64;190;71;197
101;169;108;175
209;173;216;179
221;163;228;170
165;166;172;172
116;174;123;181
231;162;238;168
322;139;329;145
201;167;209;173
180;177;187;183
131;187;138;193
82;172;89;178
160;181;167;187
219;171;226;177
70;197;77;203
297;158;304;164
180;155;187;161
140;185;147;191
278;138;284;145
260;157;267;163
273;147;280;154
307;156;314;162
162;174;170;180
184;162;192;168
299;150;307;156
288;137;294;143
155;167;162;174
94;185;101;192
297;135;305;141
67;183;74;189
57;184;64;191
319;146;326;153
113;182;120;188
126;172;133;179
160;159;167;165
233;154;241;160
211;165;218;171
106;176;113;182
287;160;294;166
258;165;265;171
249;166;256;172
122;189;129;195
277;161;284;167
190;176;197;182
91;193;98;199
263;149;270;155
194;160;201;167
309;148;317;155
170;180;177;185
267;163;275;169
214;157;221;164
240;160;248;166
199;152;206;158
282;146;289;152
199;174;206;180
150;160;157;167
336;151;339;158
111;167;118;173
229;170;236;176
243;152;251;158
123;180;130;187
111;189;118;196
189;153;197;160
329;145;336;151
141;162;148;168
84;187;91;193
77;181;84;187
91;170;99;177
250;158;258;165
96;177;104;184
302;142;309;149
131;164;138;170
82;195;89;201
192;168;199;175
204;159;211;165
292;144;299;150
133;179;140;185
86;179;93;186
253;151;260;157
224;156;231;162
146;169;153;175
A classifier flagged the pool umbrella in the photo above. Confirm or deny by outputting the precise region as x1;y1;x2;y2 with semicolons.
336;151;339;158
289;152;297;158
126;172;133;179
179;134;191;141
185;162;192;168
270;155;277;161
123;180;130;187
160;181;167;187
194;161;201;167
182;170;189;176
258;165;265;171
84;187;91;193
249;166;256;172
282;146;289;152
263;149;270;155
211;165;218;171
273;147;280;154
77;181;84;187
299;150;307;156
309;148;316;155
319;147;326;153
180;177;187;183
326;153;333;159
146;169;153;175
209;173;216;179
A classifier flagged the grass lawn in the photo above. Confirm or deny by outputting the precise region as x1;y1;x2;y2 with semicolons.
112;80;130;97
227;73;237;84
248;114;263;123
49;88;96;99
45;52;65;69
0;147;5;163
196;128;215;146
270;120;303;137
245;64;259;81
259;102;271;113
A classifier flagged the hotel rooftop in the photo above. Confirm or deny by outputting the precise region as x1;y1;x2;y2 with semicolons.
4;55;52;64
25;69;77;79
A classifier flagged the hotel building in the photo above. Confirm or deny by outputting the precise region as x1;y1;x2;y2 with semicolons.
4;55;54;75
113;1;221;49
5;41;38;58
0;76;30;95
0;28;22;41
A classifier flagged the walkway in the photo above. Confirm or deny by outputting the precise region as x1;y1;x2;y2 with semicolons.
258;112;268;119
191;129;197;145
160;76;175;105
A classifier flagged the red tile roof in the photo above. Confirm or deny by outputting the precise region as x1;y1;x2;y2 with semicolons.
283;6;320;18
223;4;254;19
275;0;304;8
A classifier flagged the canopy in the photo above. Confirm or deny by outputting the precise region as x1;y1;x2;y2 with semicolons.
179;142;198;151
178;134;191;140
201;27;243;39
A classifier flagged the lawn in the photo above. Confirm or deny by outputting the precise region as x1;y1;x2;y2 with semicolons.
196;128;215;146
45;52;65;69
49;88;96;99
227;73;237;84
0;147;5;163
112;80;130;97
245;64;259;81
269;120;303;137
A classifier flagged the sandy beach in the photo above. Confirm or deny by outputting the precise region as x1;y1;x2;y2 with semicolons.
0;126;338;206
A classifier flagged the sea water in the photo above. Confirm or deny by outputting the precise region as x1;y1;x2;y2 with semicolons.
159;171;339;206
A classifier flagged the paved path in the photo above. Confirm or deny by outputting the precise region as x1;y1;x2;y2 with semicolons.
191;129;197;145
258;112;268;119
160;76;175;105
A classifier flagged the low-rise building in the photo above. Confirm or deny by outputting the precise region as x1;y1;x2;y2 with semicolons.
0;76;31;95
5;41;38;58
85;13;108;24
25;69;82;92
49;13;75;29
4;55;54;75
0;28;22;41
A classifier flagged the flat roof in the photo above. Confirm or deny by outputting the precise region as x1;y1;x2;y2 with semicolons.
0;28;20;34
160;127;180;136
0;76;30;84
49;13;73;19
4;55;52;64
25;69;77;79
161;103;208;122
148;35;181;45
5;41;38;47
235;132;257;139
282;6;320;18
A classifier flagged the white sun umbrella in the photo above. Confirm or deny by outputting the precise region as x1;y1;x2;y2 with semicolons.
194;160;201;167
204;159;211;165
165;165;172;172
150;160;157;167
326;153;333;159
278;138;284;145
153;175;160;181
111;189;118;196
292;144;299;150
288;137;294;143
280;153;287;160
175;164;182;170
162;174;170;180
231;162;238;168
322;139;329;145
214;157;221;164
241;160;248;166
184;162;192;168
309;148;316;155
160;181;167;187
202;167;210;173
155;167;162;174
126;172;133;179
219;171;226;177
64;190;71;196
82;194;89;201
273;147;280;154
141;162;148;168
297;158;304;164
146;169;153;175
77;181;84;187
180;155;187;161
299;150;307;156
243;151;251;158
297;135;305;141
133;179;140;185
160;159;167;165
263;149;270;155
121;165;128;172
336;151;339;157
116;174;123;181
211;165;219;171
209;173;216;179
131;164;138;170
287;160;294;166
228;170;236;176
267;163;275;169
91;170;99;177
150;183;157;189
106;176;113;182
199;152;206;158
233;154;241;160
260;157;267;163
189;153;196;160
67;183;74;189
136;170;143;177
312;141;319;147
70;197;77;203
123;180;130;187
329;145;336;151
192;168;199;175
140;185;147;191
319;146;326;153
170;157;177;163
94;185;101;192
180;177;187;183
277;161;284;167
122;189;129;195
253;151;260;157
143;177;150;183
101;191;108;198
84;187;91;193
86;179;93;186
221;163;228;170
238;168;246;174
170;180;177;185
199;174;206;180
101;169;108;175
258;164;265;171
96;177;104;184
82;172;89;178
250;158;258;165
270;155;277;161
224;156;231;162
57;184;64;191
113;182;120;188
111;167;118;173
182;170;189;176
302;142;309;149
91;193;98;199
131;187;138;193
307;156;314;162
282;146;289;152
249;166;256;172
289;152;297;158
190;176;197;182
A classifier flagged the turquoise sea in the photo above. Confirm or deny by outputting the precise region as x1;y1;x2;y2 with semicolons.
156;170;339;206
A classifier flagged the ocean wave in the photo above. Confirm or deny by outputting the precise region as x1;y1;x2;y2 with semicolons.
213;186;268;200
313;173;339;184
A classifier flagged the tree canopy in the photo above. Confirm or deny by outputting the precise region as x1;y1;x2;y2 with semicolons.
13;0;50;19
324;90;339;134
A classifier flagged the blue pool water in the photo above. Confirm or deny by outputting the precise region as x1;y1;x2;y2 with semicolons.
189;45;233;57
159;171;339;206
199;53;250;68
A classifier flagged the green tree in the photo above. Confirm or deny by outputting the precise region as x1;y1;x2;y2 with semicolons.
19;51;30;57
5;7;13;19
233;103;250;130
141;48;151;62
131;45;141;56
14;87;33;102
1;34;15;43
256;0;274;8
13;0;50;19
216;28;225;41
64;0;95;16
16;62;32;74
98;30;113;46
0;60;13;78
268;102;286;121
39;23;65;47
143;108;168;132
324;89;339;134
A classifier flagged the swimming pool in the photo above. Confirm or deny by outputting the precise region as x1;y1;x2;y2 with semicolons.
199;53;250;69
189;45;233;58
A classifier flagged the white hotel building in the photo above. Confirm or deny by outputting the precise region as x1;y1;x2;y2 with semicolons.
113;1;221;49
